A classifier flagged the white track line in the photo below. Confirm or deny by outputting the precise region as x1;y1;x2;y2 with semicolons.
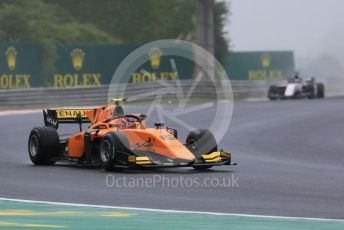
0;197;343;222
0;109;42;116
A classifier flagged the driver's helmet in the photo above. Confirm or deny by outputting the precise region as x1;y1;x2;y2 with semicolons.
100;105;124;121
112;105;124;117
293;74;302;83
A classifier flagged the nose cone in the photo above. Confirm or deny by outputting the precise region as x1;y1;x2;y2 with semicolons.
123;128;196;161
169;145;196;161
145;128;196;161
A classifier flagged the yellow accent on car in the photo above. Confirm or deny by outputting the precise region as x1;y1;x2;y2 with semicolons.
220;151;231;159
109;98;126;102
202;151;222;160
131;156;153;165
136;161;153;165
128;156;136;162
56;109;92;119
136;156;150;161
202;151;231;163
203;156;223;163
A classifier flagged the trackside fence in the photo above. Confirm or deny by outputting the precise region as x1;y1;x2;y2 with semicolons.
1;80;337;109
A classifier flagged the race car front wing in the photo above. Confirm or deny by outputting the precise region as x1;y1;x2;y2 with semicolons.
124;150;237;169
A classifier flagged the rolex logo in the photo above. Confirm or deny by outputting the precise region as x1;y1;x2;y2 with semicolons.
261;53;271;68
148;47;162;69
71;48;85;71
6;47;17;70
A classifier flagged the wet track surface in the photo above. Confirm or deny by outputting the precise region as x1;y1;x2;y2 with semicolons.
0;98;344;219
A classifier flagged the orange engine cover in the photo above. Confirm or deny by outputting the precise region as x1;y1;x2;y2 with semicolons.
68;132;85;158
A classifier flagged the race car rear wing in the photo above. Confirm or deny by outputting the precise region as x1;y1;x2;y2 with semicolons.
43;109;96;130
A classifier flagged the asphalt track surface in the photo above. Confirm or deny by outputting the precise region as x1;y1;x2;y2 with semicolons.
0;98;343;219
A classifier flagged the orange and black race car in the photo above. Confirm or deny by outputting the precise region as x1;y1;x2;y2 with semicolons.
28;98;235;171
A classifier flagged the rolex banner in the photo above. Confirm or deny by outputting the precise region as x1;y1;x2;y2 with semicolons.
0;44;42;89
0;43;294;89
52;44;139;88
0;43;194;89
225;51;295;80
53;44;194;87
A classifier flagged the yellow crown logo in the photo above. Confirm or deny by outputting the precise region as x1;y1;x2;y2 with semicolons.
261;53;271;68
71;48;85;71
148;47;162;69
6;47;17;70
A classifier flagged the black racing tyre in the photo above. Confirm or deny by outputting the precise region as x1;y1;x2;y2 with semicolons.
99;132;130;171
186;129;217;170
293;90;302;99
305;84;315;99
28;127;59;165
268;85;279;100
316;83;325;98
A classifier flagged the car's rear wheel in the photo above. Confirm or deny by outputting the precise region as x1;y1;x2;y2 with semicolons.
28;127;59;165
99;132;129;171
100;139;112;165
305;84;315;99
186;129;217;170
316;83;325;98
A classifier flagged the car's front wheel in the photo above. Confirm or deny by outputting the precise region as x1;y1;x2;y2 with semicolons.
99;132;129;171
186;129;218;170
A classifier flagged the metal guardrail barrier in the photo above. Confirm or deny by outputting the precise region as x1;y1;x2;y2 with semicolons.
0;80;278;109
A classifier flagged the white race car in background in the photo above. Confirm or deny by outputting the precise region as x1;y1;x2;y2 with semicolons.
268;77;325;100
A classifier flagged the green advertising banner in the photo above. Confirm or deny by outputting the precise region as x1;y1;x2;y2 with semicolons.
0;43;194;89
225;51;295;80
0;43;42;89
53;44;194;87
0;43;295;89
52;44;138;87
